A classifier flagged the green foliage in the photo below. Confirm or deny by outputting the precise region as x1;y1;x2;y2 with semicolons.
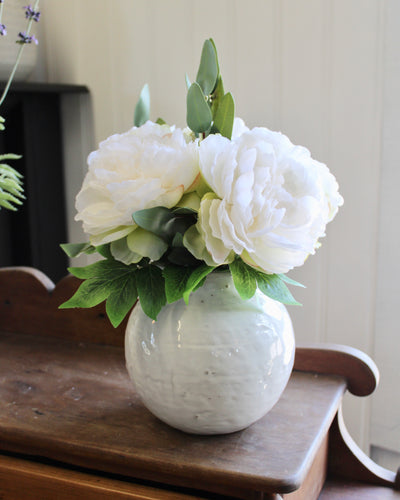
186;38;235;140
229;259;302;305
229;259;257;300
134;83;150;127
212;92;235;139
133;206;196;245
196;39;219;96
0;154;24;211
186;82;213;134
135;265;166;320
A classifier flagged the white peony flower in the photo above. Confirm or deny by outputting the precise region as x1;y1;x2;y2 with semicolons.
75;121;200;245
196;122;343;274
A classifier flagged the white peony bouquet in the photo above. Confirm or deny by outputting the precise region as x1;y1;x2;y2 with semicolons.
60;39;343;326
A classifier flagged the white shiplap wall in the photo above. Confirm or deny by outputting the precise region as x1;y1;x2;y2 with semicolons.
39;0;399;461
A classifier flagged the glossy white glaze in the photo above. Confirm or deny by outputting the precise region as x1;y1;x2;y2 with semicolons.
125;272;295;434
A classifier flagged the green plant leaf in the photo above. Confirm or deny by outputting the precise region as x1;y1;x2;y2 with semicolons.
156;117;166;125
183;265;215;304
133;206;196;244
278;274;305;288
163;265;193;303
186;82;213;134
136;265;166;320
59;278;113;309
127;227;168;261
60;242;93;258
229;259;257;300
196;39;219;96
96;244;113;260
0;153;22;162
210;76;225;116
68;259;135;280
134;83;150;127
213;92;235;139
111;237;142;265
256;272;301;305
106;274;138;327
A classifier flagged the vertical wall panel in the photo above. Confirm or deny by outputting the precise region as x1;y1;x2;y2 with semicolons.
39;0;399;459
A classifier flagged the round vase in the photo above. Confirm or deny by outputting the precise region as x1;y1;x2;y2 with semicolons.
125;272;295;435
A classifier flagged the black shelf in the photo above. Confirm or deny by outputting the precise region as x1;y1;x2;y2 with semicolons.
0;82;89;282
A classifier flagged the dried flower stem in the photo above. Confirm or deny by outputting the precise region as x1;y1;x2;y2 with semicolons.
0;0;40;108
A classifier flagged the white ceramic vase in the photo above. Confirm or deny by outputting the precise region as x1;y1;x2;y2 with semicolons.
125;272;295;435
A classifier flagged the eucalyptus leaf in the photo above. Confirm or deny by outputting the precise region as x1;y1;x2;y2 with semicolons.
196;39;219;96
229;259;257;300
210;76;225;116
134;83;150;127
213;92;235;139
186;82;213;134
136;265;166;320
133;206;196;244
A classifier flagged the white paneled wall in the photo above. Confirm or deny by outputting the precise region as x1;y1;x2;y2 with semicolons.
40;0;399;461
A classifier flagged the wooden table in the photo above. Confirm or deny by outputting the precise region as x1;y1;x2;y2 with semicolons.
0;267;399;500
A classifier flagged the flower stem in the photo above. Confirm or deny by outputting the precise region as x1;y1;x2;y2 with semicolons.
0;0;40;108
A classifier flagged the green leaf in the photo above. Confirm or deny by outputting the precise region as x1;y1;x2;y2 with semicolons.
59;278;113;309
60;242;93;258
111;237;142;265
134;83;150;127
229;259;257;300
136;265;166;320
68;259;134;280
163;265;193;303
106;274;138;327
156;117;166;125
96;244;113;260
210;76;225;116
186;82;213;134
0;153;22;162
256;272;301;306
183;265;215;304
196;39;219;96
126;227;168;261
278;274;305;288
133;206;196;244
213;92;235;139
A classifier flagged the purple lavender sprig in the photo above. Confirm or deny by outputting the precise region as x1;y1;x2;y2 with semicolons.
24;5;40;22
16;31;38;45
0;23;6;36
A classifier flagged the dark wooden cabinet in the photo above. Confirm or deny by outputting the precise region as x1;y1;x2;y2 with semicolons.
0;83;88;282
0;267;399;499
